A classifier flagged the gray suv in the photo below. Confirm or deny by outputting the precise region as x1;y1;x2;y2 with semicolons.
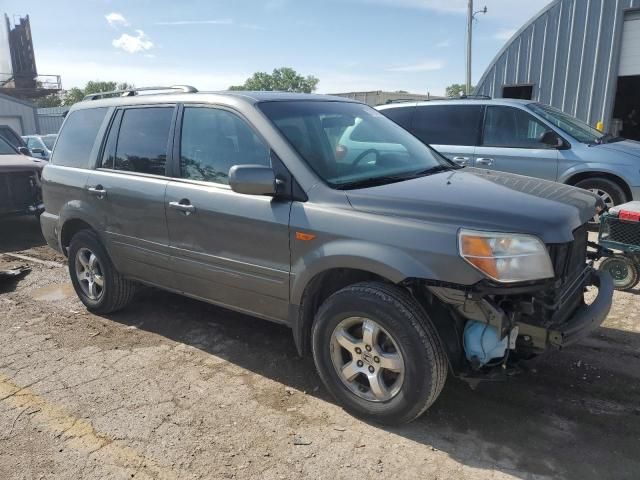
378;99;640;214
41;87;613;424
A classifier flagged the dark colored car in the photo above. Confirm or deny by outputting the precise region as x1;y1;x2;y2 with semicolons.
0;136;45;218
41;87;613;424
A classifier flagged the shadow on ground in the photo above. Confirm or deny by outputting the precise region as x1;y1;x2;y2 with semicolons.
0;216;46;252
103;288;640;480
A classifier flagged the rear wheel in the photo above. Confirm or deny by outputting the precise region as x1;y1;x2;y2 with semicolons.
574;177;627;225
599;254;639;291
68;230;137;314
311;282;447;425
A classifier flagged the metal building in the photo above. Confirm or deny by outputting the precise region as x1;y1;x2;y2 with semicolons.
36;106;69;134
332;91;443;106
0;91;38;135
475;0;640;140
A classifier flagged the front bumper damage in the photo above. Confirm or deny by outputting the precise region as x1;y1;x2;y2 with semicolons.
428;265;613;370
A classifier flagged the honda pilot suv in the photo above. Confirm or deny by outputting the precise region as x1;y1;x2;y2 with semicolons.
378;98;640;216
41;87;613;424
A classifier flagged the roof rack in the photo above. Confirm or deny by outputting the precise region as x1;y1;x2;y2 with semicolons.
384;99;418;104
83;85;198;101
457;94;492;100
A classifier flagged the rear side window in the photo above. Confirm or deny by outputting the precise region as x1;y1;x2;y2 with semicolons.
113;107;173;175
379;106;415;130
51;108;108;168
412;105;483;146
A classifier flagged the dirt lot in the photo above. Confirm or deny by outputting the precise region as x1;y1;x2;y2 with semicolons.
0;216;639;480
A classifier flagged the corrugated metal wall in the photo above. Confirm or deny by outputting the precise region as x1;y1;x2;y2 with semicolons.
0;92;38;134
36;106;69;134
475;0;640;129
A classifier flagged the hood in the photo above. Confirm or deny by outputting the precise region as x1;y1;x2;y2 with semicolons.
0;154;46;173
345;168;599;244
592;139;640;159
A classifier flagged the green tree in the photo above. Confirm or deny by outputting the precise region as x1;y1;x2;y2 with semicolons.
229;67;319;93
61;81;134;106
445;83;475;98
34;93;63;108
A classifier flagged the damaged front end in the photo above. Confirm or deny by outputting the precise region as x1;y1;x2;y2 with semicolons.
419;224;614;379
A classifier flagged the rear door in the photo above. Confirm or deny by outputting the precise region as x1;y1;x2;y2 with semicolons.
165;105;291;322
410;104;483;166
474;105;559;180
86;105;176;284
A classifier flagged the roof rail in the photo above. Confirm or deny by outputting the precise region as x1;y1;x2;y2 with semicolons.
457;94;492;100
83;85;198;101
384;98;418;104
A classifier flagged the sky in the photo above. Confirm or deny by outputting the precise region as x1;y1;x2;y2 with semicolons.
5;0;553;96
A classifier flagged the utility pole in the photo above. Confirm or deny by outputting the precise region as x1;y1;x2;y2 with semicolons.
466;0;487;95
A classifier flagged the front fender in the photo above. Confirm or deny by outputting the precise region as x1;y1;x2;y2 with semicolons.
290;239;437;305
559;162;640;188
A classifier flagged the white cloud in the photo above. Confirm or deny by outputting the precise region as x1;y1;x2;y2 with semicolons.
155;19;233;26
386;60;443;72
112;30;153;54
493;28;517;40
105;12;129;27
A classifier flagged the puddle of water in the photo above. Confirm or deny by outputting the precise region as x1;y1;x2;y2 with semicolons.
30;283;75;301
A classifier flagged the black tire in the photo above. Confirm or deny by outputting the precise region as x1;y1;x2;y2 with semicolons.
68;230;137;314
311;282;447;425
599;254;639;291
574;177;627;210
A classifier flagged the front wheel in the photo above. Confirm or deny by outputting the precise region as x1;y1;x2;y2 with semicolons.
311;282;447;425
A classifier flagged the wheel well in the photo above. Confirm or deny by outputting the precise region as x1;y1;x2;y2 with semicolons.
566;171;632;202
295;268;388;355
60;219;94;256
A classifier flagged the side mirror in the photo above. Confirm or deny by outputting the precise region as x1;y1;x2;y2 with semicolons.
540;130;565;149
31;148;45;154
229;165;277;196
18;146;31;156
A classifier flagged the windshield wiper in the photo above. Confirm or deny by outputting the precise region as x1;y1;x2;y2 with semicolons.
334;165;451;190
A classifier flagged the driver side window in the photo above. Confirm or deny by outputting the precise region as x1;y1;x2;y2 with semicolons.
483;106;549;149
179;107;270;185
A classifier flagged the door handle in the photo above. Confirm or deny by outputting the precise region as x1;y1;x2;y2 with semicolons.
476;158;494;167
452;156;470;166
169;200;196;215
87;185;107;199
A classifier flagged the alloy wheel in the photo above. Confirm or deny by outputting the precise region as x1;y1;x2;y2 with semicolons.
75;247;105;301
330;316;405;402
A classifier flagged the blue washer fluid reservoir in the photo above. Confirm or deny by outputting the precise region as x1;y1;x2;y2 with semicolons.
463;320;509;366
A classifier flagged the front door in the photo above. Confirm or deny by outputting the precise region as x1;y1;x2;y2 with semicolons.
474;105;559;181
165;105;291;322
86;105;175;283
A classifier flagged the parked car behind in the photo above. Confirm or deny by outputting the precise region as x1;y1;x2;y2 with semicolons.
378;99;640;215
23;134;56;160
41;88;613;424
0;124;29;151
0;136;45;218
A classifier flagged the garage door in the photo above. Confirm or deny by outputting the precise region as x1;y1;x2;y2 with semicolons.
0;116;23;135
619;13;640;76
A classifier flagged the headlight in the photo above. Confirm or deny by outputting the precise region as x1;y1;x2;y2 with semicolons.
458;229;554;283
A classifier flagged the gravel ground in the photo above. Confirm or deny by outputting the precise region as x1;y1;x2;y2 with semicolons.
0;216;639;480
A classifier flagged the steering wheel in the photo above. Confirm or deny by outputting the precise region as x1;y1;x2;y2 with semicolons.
350;148;380;170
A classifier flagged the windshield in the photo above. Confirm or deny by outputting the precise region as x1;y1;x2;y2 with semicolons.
42;135;57;149
0;137;16;155
528;103;604;144
259;100;451;189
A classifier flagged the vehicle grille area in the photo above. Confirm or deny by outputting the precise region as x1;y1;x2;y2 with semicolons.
0;171;39;214
522;224;589;329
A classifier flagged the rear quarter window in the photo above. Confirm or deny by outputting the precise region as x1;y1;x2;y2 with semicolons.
51;108;108;168
412;105;483;146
